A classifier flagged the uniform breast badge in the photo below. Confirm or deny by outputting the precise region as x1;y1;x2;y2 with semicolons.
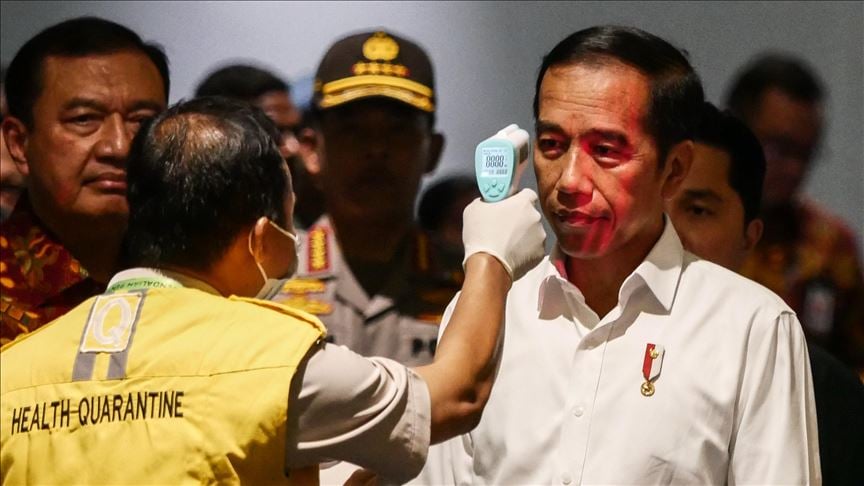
275;279;333;315
640;343;665;397
307;226;331;274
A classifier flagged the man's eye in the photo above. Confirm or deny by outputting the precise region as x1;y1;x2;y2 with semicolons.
590;143;622;160
687;205;712;217
537;137;565;155
128;112;157;124
69;114;100;125
64;114;102;133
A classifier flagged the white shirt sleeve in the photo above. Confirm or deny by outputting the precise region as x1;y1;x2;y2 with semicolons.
284;342;432;484
728;311;821;485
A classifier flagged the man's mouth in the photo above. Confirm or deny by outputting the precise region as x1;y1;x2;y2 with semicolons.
87;172;127;192
557;210;606;226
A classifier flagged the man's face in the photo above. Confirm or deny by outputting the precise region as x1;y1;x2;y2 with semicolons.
535;62;680;260
747;88;822;207
5;50;166;221
255;90;301;160
667;143;756;270
317;98;441;226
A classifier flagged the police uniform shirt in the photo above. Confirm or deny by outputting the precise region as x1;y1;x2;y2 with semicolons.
275;216;462;366
422;218;821;485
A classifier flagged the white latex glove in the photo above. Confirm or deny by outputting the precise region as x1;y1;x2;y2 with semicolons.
462;188;546;281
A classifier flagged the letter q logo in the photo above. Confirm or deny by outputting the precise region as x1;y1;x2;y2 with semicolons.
80;293;143;353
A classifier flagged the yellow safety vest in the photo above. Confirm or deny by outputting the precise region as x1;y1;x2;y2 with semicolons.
1;285;325;485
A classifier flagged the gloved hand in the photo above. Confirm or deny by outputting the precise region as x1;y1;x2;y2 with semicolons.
462;188;546;281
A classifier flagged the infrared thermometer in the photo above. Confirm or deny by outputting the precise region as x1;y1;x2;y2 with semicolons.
474;124;530;202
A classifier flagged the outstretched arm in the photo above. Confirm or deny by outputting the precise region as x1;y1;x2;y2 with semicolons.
285;189;545;482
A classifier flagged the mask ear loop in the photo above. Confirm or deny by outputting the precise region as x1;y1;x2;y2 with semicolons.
267;220;302;258
267;220;299;244
248;226;269;286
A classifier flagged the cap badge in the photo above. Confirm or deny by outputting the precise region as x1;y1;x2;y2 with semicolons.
363;32;399;61
354;32;409;78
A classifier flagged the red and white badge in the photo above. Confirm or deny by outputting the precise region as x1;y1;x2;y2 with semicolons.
640;343;665;397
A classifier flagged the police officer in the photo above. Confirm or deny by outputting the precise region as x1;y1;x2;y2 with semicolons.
0;97;545;484
274;30;459;366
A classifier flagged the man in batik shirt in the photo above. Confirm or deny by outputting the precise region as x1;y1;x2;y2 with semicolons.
0;17;168;344
727;54;864;377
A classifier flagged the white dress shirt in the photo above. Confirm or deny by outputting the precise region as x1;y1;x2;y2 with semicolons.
422;219;820;485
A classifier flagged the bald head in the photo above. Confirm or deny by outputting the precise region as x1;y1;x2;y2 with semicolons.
123;97;291;271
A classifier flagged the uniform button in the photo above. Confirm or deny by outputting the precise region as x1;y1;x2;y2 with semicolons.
562;472;573;484
572;405;584;417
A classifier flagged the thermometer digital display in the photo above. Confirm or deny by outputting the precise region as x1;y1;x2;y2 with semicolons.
474;124;530;202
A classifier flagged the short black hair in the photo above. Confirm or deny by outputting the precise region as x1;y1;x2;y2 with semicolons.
123;96;289;272
195;64;289;101
694;102;765;223
725;53;824;122
418;176;479;232
4;16;170;128
533;25;704;165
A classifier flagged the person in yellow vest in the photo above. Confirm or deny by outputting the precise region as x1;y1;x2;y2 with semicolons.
0;96;546;484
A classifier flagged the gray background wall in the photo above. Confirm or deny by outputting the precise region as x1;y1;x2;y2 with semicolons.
2;1;862;256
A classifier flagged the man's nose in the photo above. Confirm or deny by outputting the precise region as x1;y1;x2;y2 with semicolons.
557;147;594;204
361;129;391;160
93;113;132;163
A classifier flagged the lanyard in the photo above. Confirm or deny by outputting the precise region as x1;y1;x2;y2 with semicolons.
106;276;183;293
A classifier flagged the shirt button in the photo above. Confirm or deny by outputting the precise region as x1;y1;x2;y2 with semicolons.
572;405;584;417
562;472;573;484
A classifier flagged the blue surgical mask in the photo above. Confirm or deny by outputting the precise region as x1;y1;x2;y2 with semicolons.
248;220;300;300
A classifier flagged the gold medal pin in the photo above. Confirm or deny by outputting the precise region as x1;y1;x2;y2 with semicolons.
641;343;665;397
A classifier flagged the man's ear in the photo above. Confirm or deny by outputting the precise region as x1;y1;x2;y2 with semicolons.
2;117;31;177
660;140;693;200
425;132;444;174
251;217;270;259
744;218;764;252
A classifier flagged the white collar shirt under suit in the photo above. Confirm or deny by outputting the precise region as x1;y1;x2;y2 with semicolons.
424;219;820;485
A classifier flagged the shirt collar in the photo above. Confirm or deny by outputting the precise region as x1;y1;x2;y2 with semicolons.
108;268;221;295
629;215;684;311
538;215;684;314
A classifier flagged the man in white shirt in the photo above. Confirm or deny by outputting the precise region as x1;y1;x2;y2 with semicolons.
666;102;862;486
426;25;820;485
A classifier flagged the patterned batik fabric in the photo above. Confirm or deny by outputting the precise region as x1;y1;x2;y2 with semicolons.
741;199;864;374
1;196;103;346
